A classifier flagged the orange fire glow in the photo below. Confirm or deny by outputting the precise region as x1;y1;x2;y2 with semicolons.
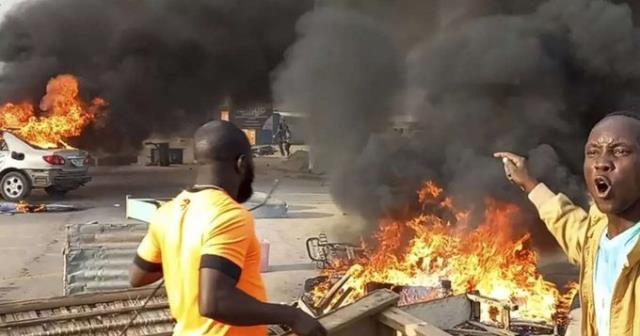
0;74;106;148
314;181;578;323
16;200;46;213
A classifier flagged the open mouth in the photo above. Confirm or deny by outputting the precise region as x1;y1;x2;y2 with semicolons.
594;176;612;197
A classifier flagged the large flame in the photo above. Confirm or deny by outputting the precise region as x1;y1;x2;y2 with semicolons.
0;74;106;148
314;181;577;323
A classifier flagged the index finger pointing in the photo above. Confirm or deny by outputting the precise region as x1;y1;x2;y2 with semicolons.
493;152;524;162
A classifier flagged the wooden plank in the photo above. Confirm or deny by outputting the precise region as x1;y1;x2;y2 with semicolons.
317;265;363;313
378;307;452;336
311;289;399;335
467;321;515;336
297;298;317;318
328;287;354;312
465;294;512;330
0;302;169;328
330;319;378;336
465;294;515;312
446;328;498;336
0;287;166;315
401;294;470;330
510;320;554;332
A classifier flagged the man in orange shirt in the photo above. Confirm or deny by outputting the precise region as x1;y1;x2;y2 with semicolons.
129;120;326;336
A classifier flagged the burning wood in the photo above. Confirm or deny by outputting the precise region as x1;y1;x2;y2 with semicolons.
307;181;578;328
314;265;363;315
365;281;447;306
0;74;107;148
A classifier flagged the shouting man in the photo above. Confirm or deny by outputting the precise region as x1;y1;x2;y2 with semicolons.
129;121;326;336
495;111;640;336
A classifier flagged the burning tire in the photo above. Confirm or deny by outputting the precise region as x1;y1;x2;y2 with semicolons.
44;186;70;198
0;171;32;201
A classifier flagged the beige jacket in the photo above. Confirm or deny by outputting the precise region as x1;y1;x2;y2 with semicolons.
529;184;640;336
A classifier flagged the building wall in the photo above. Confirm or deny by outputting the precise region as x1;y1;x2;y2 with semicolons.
137;136;195;165
222;103;276;146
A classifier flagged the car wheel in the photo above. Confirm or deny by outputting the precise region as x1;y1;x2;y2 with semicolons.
0;171;32;202
44;186;70;198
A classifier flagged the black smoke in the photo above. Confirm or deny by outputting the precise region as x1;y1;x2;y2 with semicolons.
273;0;640;246
0;0;312;152
272;8;403;174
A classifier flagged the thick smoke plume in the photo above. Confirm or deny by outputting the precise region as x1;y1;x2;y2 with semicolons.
274;0;640;246
0;0;311;152
272;8;403;173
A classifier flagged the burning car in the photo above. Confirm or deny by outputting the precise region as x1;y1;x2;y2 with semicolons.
0;74;106;201
0;130;91;201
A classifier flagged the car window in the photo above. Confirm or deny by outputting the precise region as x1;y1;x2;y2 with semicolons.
0;139;7;151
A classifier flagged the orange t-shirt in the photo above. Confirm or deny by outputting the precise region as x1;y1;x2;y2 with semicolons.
137;189;267;336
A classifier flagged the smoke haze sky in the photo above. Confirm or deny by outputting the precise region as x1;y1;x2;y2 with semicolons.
0;0;312;151
2;0;640;248
272;0;640;247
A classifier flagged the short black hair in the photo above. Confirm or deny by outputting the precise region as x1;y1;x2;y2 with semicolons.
194;120;251;163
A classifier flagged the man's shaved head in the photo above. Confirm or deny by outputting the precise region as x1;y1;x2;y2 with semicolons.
601;110;640;123
584;110;640;216
194;121;251;163
193;120;255;203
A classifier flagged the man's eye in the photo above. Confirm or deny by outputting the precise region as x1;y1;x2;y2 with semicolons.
614;148;631;156
586;149;598;157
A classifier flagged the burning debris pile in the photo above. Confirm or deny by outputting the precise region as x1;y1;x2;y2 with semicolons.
0;74;106;148
304;182;578;329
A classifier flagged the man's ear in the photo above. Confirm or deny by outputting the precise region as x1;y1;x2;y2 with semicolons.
235;154;248;174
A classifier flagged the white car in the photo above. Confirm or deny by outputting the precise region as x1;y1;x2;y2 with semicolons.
0;131;91;201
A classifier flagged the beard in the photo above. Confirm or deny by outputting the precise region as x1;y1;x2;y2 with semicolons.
237;166;255;203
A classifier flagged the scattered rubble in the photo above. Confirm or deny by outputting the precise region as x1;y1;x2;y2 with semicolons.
282;150;310;172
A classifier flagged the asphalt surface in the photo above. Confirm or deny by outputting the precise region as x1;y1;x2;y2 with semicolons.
0;158;360;302
0;157;577;306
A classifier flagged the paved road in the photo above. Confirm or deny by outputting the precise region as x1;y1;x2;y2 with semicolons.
0;159;356;302
0;157;577;307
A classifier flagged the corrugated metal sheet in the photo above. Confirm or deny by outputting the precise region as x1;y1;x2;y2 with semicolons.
65;193;288;295
64;222;148;295
0;288;173;336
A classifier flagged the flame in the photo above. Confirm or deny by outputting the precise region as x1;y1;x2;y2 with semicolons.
16;201;46;213
0;74;106;148
313;181;577;323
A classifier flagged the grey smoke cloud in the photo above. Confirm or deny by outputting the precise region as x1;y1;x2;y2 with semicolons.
0;0;312;151
273;7;403;171
273;0;640;243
